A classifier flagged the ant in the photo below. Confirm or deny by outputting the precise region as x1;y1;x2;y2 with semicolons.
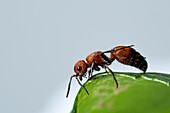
66;45;147;98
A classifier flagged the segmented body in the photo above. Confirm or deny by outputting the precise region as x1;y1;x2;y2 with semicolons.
66;45;148;98
111;46;147;72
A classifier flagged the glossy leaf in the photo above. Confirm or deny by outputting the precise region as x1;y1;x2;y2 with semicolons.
71;72;170;113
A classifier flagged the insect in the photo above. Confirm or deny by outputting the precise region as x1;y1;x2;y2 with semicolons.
66;45;147;98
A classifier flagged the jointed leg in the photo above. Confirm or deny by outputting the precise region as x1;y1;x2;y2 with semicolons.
104;65;118;88
88;62;94;79
104;67;108;72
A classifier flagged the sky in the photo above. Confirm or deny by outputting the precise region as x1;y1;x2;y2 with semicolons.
0;0;170;113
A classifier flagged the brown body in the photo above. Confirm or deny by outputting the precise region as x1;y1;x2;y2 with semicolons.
74;51;112;80
110;46;147;72
66;45;148;98
86;51;111;68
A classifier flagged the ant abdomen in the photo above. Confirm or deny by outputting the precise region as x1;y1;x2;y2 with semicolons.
127;48;147;73
111;46;148;73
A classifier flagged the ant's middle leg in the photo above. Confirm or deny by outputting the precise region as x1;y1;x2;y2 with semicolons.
88;63;101;79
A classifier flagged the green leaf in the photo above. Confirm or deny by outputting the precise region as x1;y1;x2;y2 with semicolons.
71;72;170;113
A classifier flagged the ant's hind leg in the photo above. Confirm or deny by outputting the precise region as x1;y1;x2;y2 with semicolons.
104;65;118;88
104;67;108;73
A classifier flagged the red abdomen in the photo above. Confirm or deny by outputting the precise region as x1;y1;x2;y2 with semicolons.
111;46;148;72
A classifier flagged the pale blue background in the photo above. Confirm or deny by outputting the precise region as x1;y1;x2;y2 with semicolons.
0;0;170;113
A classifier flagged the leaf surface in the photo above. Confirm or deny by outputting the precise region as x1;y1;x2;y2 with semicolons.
71;72;170;113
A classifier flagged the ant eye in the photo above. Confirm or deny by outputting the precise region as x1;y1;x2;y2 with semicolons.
77;66;82;71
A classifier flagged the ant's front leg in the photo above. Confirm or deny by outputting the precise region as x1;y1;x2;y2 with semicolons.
88;63;94;79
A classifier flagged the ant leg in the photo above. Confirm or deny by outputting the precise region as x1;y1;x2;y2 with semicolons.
102;45;134;53
76;77;89;95
104;67;108;73
104;65;118;88
88;63;94;79
66;75;76;98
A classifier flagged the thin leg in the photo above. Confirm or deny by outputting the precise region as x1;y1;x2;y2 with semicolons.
105;67;108;72
104;65;118;88
76;77;89;95
102;45;134;53
66;75;76;98
88;62;94;79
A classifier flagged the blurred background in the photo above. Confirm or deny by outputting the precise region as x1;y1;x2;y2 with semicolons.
0;0;170;113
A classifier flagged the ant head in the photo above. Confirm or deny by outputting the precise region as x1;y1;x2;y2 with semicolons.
74;60;88;80
66;60;89;98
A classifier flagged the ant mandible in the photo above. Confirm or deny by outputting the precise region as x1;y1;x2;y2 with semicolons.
66;45;147;98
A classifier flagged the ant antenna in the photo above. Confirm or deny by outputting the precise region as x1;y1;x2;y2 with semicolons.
76;77;89;95
66;75;76;98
